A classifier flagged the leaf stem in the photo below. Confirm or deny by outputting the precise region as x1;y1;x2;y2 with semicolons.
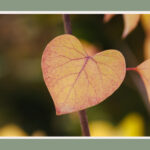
63;14;72;34
62;14;90;136
78;110;90;136
126;67;137;71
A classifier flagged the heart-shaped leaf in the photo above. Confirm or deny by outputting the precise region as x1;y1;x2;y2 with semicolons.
137;59;150;102
41;34;126;115
122;14;140;38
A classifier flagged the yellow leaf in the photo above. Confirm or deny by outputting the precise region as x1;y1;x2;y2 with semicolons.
141;14;150;34
144;35;150;59
122;14;140;38
89;121;115;136
41;34;126;115
137;59;150;102
118;113;144;136
89;113;144;136
0;124;27;136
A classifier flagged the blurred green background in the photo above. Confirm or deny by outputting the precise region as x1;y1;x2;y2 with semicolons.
0;14;149;136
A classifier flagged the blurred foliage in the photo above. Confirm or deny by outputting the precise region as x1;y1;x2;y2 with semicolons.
89;113;144;136
0;14;149;136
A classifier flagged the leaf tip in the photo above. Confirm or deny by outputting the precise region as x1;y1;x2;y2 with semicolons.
103;14;115;23
122;28;128;39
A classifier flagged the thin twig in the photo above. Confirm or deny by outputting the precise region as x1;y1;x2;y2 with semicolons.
62;14;90;136
78;110;90;136
63;14;72;34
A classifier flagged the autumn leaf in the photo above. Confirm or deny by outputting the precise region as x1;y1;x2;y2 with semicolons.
118;113;144;136
41;34;126;115
122;14;140;38
141;14;150;34
136;59;150;102
89;113;144;136
143;35;150;59
104;14;140;38
103;14;115;23
141;15;150;59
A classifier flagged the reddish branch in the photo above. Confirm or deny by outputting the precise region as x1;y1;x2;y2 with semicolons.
78;110;90;136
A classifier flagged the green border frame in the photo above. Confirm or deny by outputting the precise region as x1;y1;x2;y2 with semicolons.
0;0;150;149
0;0;150;11
0;139;149;150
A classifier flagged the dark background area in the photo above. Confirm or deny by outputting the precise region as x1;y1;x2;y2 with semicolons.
0;14;149;136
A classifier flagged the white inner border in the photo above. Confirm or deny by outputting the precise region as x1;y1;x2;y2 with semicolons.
0;137;149;139
0;11;150;14
0;11;149;139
